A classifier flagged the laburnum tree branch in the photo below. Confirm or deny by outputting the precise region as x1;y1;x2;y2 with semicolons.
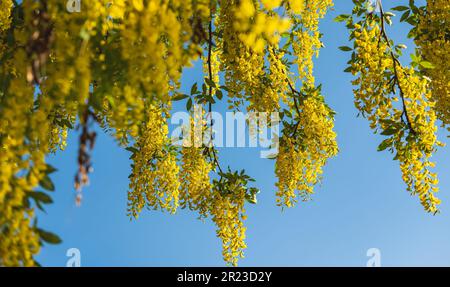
74;93;98;206
269;46;304;137
206;12;223;174
376;0;416;136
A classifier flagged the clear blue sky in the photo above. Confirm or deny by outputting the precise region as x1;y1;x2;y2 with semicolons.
36;1;450;267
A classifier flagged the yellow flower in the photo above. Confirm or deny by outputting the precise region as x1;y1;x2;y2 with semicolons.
351;20;443;213
288;0;304;14
132;0;144;12
261;0;282;10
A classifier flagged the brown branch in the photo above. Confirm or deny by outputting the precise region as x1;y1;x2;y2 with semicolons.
74;94;97;206
377;0;416;135
26;0;54;85
269;46;303;137
206;12;223;174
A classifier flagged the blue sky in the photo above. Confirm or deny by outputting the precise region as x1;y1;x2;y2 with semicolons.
35;1;450;267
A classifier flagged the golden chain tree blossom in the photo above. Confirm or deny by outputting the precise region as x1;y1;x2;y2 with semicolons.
210;187;247;266
127;106;180;217
276;94;338;207
0;0;447;267
275;0;337;207
415;0;450;130
179;116;213;219
343;2;444;214
0;0;13;33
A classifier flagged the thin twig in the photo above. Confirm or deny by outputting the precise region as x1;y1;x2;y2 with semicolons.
206;13;223;174
377;0;416;135
269;46;303;136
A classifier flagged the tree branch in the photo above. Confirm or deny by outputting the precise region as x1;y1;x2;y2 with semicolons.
206;12;223;174
377;0;416;135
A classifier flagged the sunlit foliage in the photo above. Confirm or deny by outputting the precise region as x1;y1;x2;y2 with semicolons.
0;0;447;266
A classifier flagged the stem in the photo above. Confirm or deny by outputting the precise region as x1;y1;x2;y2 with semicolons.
206;12;223;174
377;0;416;135
269;46;303;137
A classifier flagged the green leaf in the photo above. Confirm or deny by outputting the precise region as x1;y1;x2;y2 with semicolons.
339;46;353;52
216;89;223;100
245;194;257;204
35;200;46;213
400;10;410;22
39;175;55;192
407;27;417;39
125;146;139;153
190;83;198;95
37;228;62;245
391;6;409;11
419;61;435;69
334;14;350;22
172;94;189;101
344;66;353;73
45;164;57;174
27;191;53;204
60;119;74;129
283;108;292;118
410;53;420;64
186;98;193;111
204;77;216;88
393;153;399;161
377;139;391;152
381;126;399;136
220;85;229;92
406;17;417;26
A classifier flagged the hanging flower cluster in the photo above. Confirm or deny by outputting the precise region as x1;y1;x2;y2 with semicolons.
210;182;247;266
0;0;13;33
340;1;444;214
276;93;338;207
127;106;180;217
275;0;337;207
291;0;333;87
414;0;450;130
179;116;213;219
